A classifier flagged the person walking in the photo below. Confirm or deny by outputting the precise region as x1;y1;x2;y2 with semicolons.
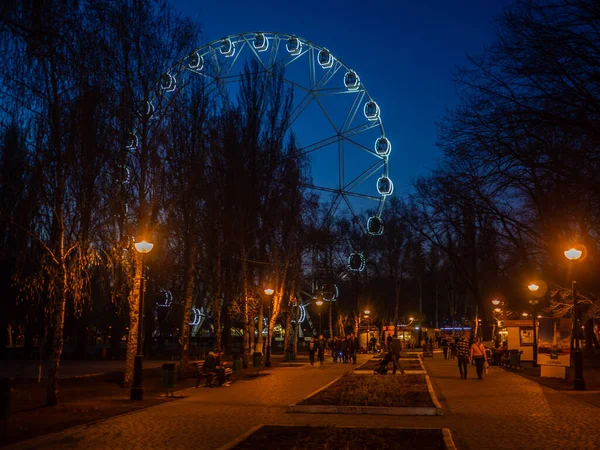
441;338;449;360
308;336;317;366
457;335;470;379
350;333;359;364
390;335;405;375
386;334;393;352
332;336;339;362
318;334;326;365
470;336;488;380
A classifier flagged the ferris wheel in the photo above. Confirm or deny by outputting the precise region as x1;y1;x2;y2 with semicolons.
146;32;393;235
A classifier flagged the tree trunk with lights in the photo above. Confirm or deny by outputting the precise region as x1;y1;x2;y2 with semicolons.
123;254;142;388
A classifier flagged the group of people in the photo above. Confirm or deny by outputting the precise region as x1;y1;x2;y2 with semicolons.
203;350;231;387
455;335;489;380
308;333;360;366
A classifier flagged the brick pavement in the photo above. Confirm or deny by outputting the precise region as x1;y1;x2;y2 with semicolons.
423;356;600;450
8;354;600;449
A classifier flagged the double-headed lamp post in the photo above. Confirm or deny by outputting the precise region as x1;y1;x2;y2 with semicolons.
130;240;154;401
264;288;274;367
316;297;324;335
364;309;371;351
564;247;585;390
528;283;539;368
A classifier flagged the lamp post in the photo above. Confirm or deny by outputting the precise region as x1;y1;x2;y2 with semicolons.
364;309;371;352
130;240;154;401
528;283;540;368
264;288;274;367
316;298;324;335
564;248;585;390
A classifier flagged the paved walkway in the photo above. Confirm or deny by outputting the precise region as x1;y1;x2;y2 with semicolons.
8;354;600;449
424;356;600;449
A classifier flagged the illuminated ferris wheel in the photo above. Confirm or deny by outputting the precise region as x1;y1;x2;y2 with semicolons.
148;31;393;235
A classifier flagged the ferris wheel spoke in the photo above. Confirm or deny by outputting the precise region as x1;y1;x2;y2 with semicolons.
341;194;366;234
313;95;340;135
342;91;366;132
341;191;383;202
268;36;282;67
376;196;386;216
341;135;380;158
343;159;386;192
339;139;344;189
312;60;343;92
288;90;317;128
222;41;247;78
298;135;339;155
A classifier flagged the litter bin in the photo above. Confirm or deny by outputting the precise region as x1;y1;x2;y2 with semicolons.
252;351;262;368
232;355;242;373
0;378;10;420
509;350;520;368
162;363;176;397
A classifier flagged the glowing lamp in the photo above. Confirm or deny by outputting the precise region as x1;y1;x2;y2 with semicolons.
564;248;583;261
364;309;371;315
494;308;501;313
528;283;539;292
492;299;500;306
264;288;274;296
134;241;154;254
522;312;528;317
315;298;324;306
409;317;414;321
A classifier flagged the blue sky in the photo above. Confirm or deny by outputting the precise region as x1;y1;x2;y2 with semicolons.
170;0;513;201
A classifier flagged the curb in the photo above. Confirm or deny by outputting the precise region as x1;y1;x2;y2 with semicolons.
286;404;440;415
291;371;348;406
442;428;457;450
217;424;264;450
425;374;444;415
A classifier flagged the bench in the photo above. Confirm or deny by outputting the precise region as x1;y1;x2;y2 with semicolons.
194;361;233;387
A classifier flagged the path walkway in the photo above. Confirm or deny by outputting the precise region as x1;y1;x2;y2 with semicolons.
423;356;600;449
8;354;600;449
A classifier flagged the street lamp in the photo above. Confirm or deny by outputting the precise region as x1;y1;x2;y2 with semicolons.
364;309;371;352
528;283;540;368
130;240;153;401
264;288;274;367
564;247;585;390
316;297;324;335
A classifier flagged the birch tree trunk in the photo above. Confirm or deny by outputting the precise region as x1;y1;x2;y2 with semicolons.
124;254;142;387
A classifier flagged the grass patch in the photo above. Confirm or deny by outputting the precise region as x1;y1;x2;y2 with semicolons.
299;374;434;408
232;425;447;450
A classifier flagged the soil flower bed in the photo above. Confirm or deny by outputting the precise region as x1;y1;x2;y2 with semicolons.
358;358;422;372
230;425;448;450
299;374;434;408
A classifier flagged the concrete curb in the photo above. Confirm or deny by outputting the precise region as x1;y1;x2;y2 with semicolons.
287;404;440;415
426;374;444;415
217;424;264;450
442;428;457;450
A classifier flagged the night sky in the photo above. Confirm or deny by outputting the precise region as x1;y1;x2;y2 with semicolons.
170;0;514;199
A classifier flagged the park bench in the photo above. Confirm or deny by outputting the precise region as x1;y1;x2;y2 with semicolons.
194;361;233;388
